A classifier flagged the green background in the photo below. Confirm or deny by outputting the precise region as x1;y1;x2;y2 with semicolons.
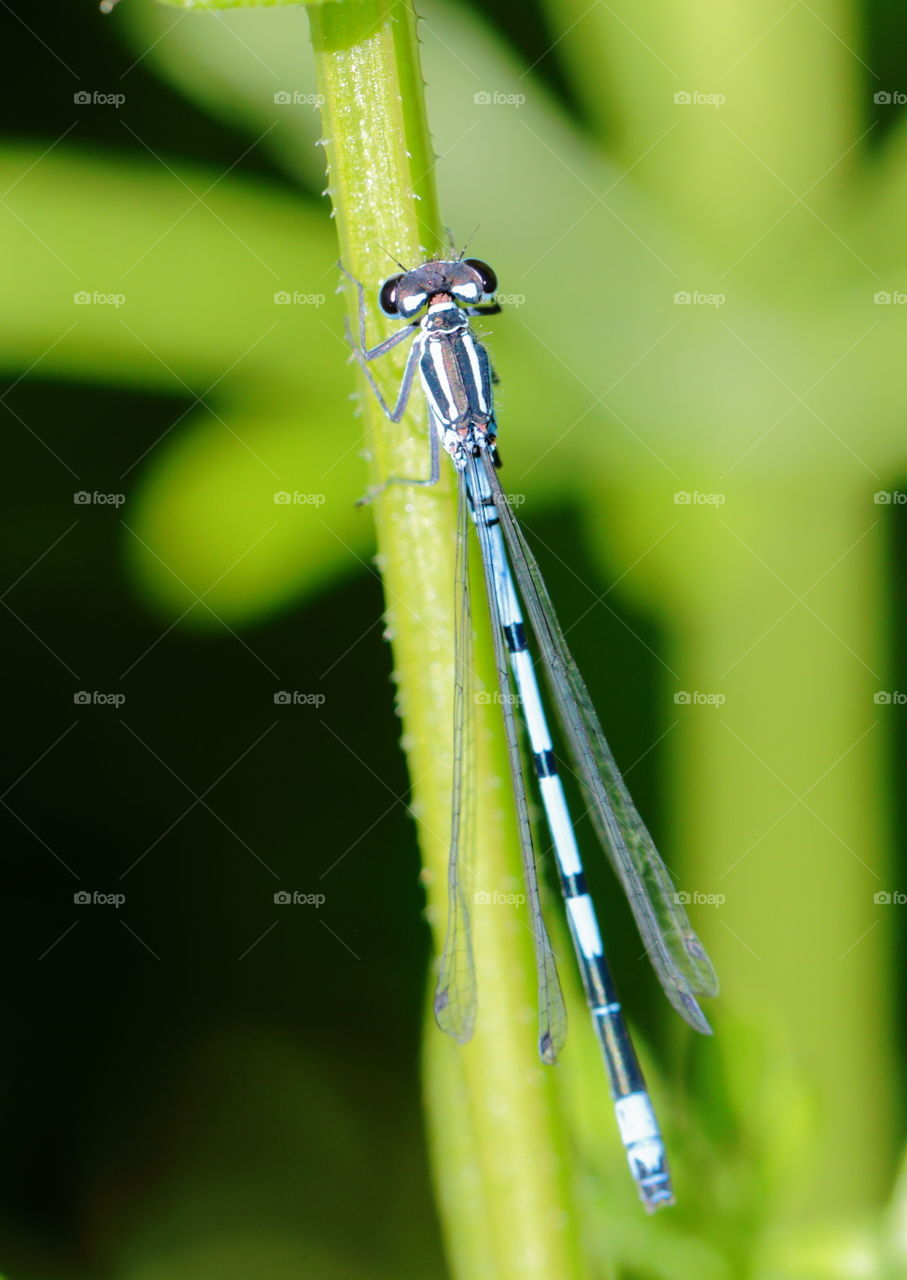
2;0;907;1276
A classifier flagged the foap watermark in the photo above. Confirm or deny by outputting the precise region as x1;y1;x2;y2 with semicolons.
74;490;125;507
674;691;726;707
873;291;907;305
874;891;907;904
475;890;526;906
873;491;907;504
74;690;125;708
274;890;326;906
75;290;126;308
274;490;326;505
495;293;526;307
674;90;725;108
273;91;325;107
674;290;725;307
674;890;725;907
74;890;125;907
874;91;907;105
474;90;525;107
74;90;125;108
873;691;907;705
274;291;326;306
273;691;326;707
474;690;523;706
674;490;725;506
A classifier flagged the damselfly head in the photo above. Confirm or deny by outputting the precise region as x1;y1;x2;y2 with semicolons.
378;258;497;319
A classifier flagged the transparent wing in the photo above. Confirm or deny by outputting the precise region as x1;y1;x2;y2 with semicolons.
467;460;567;1063
434;483;478;1043
484;455;718;1035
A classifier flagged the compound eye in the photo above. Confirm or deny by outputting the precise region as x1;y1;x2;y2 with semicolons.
464;258;497;297
379;274;404;316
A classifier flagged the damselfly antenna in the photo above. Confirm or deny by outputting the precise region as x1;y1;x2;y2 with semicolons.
375;243;410;273
456;225;481;262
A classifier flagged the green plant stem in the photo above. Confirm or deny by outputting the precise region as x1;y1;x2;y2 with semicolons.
541;0;858;263
307;3;586;1274
638;479;894;1217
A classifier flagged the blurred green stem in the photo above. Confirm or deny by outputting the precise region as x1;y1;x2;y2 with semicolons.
656;481;895;1215
544;0;858;261
307;3;586;1274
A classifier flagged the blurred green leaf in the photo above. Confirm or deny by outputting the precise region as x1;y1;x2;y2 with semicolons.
119;4;323;184
154;0;328;10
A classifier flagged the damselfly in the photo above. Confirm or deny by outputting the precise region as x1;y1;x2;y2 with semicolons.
343;255;718;1210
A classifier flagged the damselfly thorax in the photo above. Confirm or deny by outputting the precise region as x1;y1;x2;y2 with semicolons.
418;296;497;467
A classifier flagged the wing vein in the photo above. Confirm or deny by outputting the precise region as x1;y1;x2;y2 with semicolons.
484;454;718;1035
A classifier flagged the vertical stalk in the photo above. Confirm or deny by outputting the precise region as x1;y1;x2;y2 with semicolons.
308;4;587;1273
541;0;859;262
656;481;894;1216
